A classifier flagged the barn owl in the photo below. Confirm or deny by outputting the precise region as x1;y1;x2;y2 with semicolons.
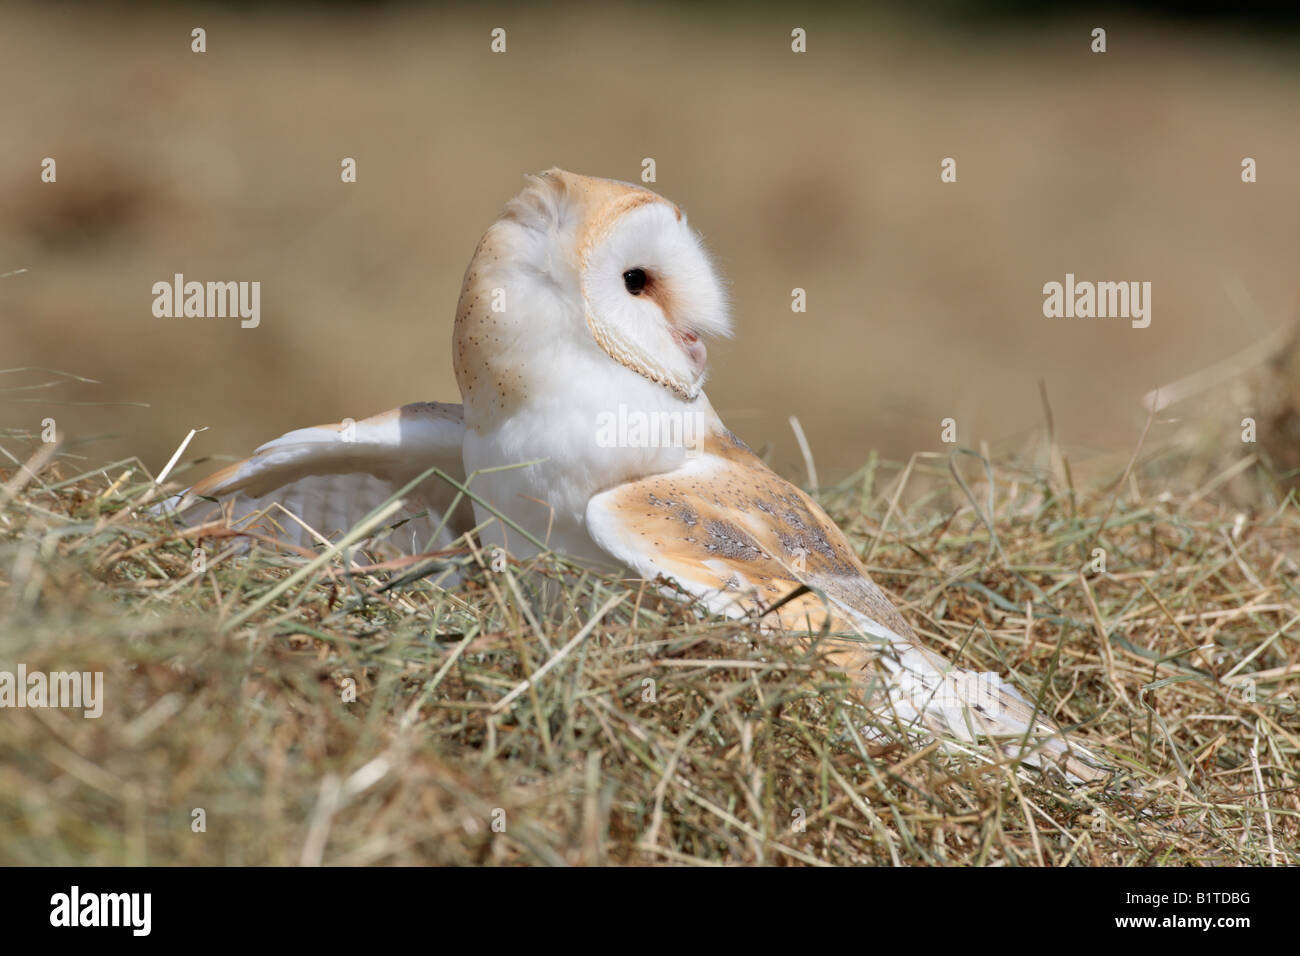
165;169;1107;783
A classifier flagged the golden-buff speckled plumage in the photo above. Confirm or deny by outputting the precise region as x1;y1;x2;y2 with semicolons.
589;425;911;637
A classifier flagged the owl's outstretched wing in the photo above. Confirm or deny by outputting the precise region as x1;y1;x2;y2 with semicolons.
586;426;1108;783
158;402;474;555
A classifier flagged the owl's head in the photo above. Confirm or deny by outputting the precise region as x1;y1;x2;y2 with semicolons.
453;169;731;421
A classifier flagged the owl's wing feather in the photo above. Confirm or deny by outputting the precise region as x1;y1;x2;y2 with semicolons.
158;402;474;555
586;429;912;644
586;427;1108;783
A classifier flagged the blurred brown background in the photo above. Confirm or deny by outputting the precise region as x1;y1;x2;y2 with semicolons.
3;2;1298;486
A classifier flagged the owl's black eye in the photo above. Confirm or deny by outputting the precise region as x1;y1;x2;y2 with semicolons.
623;268;648;295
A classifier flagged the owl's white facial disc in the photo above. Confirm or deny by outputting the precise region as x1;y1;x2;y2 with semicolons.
580;202;730;400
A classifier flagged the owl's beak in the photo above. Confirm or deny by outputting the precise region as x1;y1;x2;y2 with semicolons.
673;327;708;377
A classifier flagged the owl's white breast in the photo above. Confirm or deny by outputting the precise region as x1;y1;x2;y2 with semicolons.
462;342;715;564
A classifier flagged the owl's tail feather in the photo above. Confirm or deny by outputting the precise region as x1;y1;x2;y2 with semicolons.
837;637;1110;785
892;644;1109;784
